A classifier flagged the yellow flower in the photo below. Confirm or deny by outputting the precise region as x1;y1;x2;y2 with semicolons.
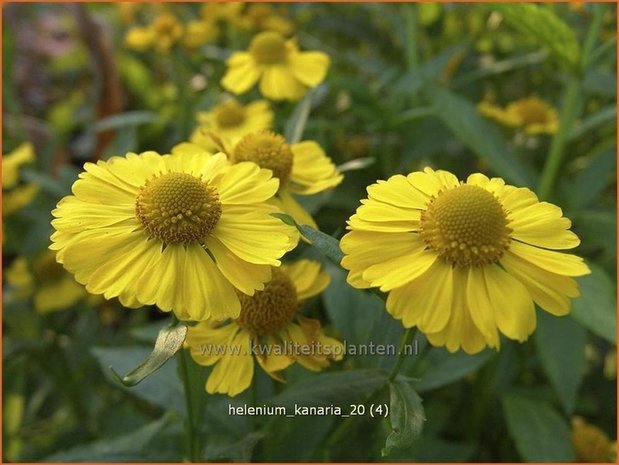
222;31;330;101
244;3;294;35
478;96;559;135
150;13;184;53
201;2;245;26
50;150;296;321
3;143;35;189
571;416;616;462
5;251;86;313
185;259;343;397
125;26;156;52
3;184;39;216
117;3;141;24
341;168;590;354
229;130;342;228
190;98;274;152
182;20;218;50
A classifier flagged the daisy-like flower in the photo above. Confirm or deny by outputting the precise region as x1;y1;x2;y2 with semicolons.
341;168;590;354
190;98;274;152
5;250;86;313
50;150;296;321
182;20;218;51
185;259;343;397
221;31;330;101
229;130;342;228
3;143;39;216
478;96;558;135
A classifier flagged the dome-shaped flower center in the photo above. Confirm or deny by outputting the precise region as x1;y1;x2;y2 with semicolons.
513;99;550;124
235;269;298;336
136;172;222;245
420;184;511;267
249;31;288;64
232;131;293;187
215;100;247;128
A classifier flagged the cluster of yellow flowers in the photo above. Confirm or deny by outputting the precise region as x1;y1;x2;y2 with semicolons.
48;8;590;397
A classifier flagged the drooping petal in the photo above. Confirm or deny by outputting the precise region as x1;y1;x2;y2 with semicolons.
221;52;262;94
289;51;330;87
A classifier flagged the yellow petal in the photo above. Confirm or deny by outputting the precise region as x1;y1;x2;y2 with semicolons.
289;141;342;195
290;51;330;87
466;267;501;348
206;329;254;397
386;260;453;333
34;277;85;313
216;161;279;205
206;235;271;295
509;241;590;277
277;189;317;228
221;52;261;94
259;64;307;101
284;259;330;300
185;322;239;366
483;263;536;342
501;251;579;316
509;202;581;250
366;175;429;209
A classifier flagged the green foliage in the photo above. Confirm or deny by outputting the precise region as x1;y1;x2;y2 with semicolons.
382;377;426;456
502;394;576;461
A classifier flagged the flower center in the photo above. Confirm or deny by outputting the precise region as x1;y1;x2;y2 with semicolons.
420;184;511;267
514;99;549;124
215;100;247;128
249;31;287;64
232;131;293;188
235;269;298;336
135;172;222;245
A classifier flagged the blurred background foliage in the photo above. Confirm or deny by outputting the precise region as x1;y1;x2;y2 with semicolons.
2;2;617;462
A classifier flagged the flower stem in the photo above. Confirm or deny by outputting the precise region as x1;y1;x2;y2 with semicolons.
538;4;604;200
389;327;417;381
177;348;204;462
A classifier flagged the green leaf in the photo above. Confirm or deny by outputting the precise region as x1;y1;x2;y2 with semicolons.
91;346;185;413
204;432;265;462
284;85;328;144
429;86;535;187
93;111;160;132
569;106;617;141
534;312;586;414
267;369;388;408
382;377;425;456
571;263;617;343
491;3;581;70
413;349;494;393
108;323;187;387
501;394;576;462
567;146;616;209
43;414;174;461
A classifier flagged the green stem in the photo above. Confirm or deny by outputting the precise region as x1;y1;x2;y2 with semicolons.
402;3;421;105
538;5;604;199
177;348;203;462
389;328;417;381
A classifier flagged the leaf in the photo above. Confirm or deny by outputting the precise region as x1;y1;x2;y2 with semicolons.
501;394;576;462
93;111;160;132
534;312;586;414
491;3;581;71
429;86;535;187
284;85;328;144
382;377;425;456
204;432;265;462
273;213;344;265
569;106;617;141
91;346;185;414
413;349;494;393
108;324;187;387
267;369;388;408
43;414;174;462
298;224;344;264
571;263;617;344
567;145;616;209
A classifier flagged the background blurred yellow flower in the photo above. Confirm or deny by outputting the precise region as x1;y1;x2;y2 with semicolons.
5;250;86;313
571;416;616;462
185;259;342;397
478;96;559;134
182;20;218;50
3;143;35;189
341;168;590;354
190;98;274;152
222;31;330;101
